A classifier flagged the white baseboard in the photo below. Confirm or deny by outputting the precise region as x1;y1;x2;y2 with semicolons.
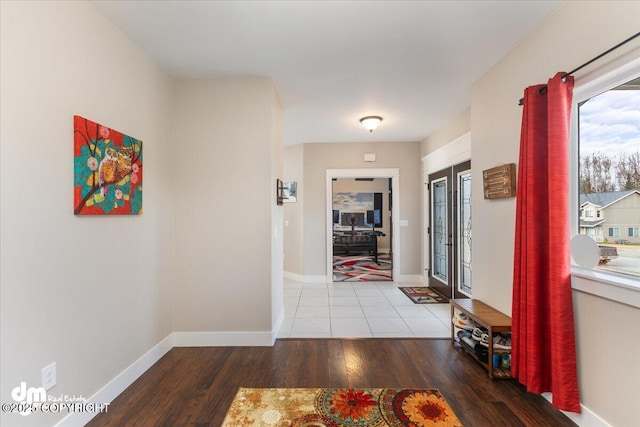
173;331;274;347
284;271;304;282
304;275;328;283
55;322;285;426
283;272;329;283
287;271;423;284
54;334;174;427
542;393;610;427
284;271;329;283
396;275;424;283
272;307;285;344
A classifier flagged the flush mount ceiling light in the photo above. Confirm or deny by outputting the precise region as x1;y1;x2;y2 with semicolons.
359;116;383;133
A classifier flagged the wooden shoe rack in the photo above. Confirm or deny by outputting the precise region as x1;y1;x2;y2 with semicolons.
450;299;512;380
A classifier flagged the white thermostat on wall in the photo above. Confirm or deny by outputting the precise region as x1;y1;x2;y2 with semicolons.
364;153;376;162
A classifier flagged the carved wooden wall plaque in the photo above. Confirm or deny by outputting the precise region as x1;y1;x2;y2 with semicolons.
483;163;516;199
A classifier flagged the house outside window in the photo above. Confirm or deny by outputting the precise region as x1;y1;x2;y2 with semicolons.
577;75;640;278
585;227;603;238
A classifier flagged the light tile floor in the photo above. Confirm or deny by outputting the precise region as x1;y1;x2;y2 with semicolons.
279;279;452;338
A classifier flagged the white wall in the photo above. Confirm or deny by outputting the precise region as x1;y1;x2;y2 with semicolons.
171;78;283;343
0;2;174;426
444;1;639;425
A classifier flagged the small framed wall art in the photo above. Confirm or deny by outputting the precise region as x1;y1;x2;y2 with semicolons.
283;181;297;203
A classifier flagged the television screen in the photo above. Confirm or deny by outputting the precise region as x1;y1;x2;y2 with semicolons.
333;209;339;224
341;212;365;227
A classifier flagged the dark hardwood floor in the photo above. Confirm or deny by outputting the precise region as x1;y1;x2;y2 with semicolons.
87;339;576;426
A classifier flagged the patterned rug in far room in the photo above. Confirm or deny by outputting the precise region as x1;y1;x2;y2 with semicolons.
333;254;392;282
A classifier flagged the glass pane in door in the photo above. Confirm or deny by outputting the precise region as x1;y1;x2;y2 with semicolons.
432;178;448;283
458;171;472;296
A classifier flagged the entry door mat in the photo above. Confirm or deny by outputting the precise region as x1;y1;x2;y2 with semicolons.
333;254;392;282
399;287;448;304
222;387;462;426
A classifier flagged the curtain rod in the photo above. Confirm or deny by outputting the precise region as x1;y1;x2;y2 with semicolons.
518;31;640;106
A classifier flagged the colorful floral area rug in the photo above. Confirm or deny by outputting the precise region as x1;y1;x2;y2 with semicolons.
333;254;392;282
399;287;448;304
222;387;462;426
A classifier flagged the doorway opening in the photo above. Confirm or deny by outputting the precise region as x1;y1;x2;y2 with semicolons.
326;169;400;282
421;132;471;300
332;178;392;281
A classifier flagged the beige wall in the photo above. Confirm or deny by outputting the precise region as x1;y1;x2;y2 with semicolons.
270;87;285;331
573;291;639;426
0;2;174;426
3;1;637;426
283;145;305;275
441;1;639;425
172;78;282;334
302;141;421;278
471;0;639;312
420;107;471;158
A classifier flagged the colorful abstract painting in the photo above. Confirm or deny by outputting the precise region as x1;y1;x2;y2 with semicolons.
74;116;142;215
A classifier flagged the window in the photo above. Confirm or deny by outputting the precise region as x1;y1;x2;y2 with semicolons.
576;74;640;278
586;228;602;237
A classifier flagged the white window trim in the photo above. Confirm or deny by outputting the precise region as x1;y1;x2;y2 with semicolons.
570;53;640;308
572;267;640;309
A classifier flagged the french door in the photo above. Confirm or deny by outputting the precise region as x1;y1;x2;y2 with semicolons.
428;160;471;299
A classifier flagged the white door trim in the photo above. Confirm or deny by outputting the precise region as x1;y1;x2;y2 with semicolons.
326;168;400;282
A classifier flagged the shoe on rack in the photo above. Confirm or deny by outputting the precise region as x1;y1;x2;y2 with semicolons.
493;334;512;350
479;333;512;350
472;327;487;341
452;313;474;331
457;329;472;340
458;312;469;322
474;346;488;362
479;333;489;347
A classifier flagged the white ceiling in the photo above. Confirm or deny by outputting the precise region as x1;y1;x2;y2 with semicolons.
92;1;564;146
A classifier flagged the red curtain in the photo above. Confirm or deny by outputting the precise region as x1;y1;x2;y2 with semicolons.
512;72;580;412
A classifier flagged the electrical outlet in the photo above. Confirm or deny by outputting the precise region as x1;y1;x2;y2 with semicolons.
42;362;56;391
